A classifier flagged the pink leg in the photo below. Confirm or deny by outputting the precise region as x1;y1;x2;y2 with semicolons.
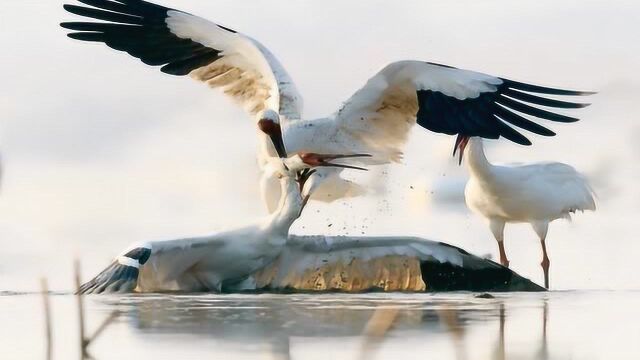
540;239;550;289
532;222;551;289
498;241;510;268
490;221;509;267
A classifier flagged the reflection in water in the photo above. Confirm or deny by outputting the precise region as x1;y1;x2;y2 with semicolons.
437;306;467;360
537;301;549;360
93;293;554;359
494;304;506;360
359;307;400;360
5;292;637;359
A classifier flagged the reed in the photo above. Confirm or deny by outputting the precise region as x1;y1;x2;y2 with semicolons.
40;278;52;360
39;260;121;360
75;259;121;359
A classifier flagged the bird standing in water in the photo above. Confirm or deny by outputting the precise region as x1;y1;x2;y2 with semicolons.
463;137;596;288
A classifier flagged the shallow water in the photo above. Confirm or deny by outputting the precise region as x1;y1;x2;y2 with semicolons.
1;291;639;359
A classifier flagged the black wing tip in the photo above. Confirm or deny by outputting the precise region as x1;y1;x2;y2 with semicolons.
60;21;106;30
501;78;596;97
509;135;533;146
560;116;580;123
65;32;100;42
65;32;82;40
502;89;591;110
496;96;582;123
61;1;221;75
514;129;555;140
63;3;86;13
574;102;591;108
160;66;190;76
576;90;598;96
60;21;80;30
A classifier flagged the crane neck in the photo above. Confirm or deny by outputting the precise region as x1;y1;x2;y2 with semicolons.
257;129;278;159
265;175;303;237
465;137;494;178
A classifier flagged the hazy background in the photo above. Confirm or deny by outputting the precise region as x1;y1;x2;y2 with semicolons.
0;0;638;291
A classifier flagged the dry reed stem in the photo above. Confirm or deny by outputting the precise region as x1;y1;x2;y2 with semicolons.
74;260;88;359
40;278;52;360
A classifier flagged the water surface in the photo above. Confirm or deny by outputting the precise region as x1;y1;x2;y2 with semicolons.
1;291;638;359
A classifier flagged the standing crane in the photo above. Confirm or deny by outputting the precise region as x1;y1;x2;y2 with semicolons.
463;137;596;288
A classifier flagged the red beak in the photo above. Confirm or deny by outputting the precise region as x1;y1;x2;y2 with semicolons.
300;153;372;171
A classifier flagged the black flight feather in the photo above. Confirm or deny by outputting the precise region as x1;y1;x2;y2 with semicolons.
61;0;235;76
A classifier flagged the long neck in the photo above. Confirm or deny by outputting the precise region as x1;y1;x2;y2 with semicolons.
465;137;494;178
257;129;278;159
264;176;303;236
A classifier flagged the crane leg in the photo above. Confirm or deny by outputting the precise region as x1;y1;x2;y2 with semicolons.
540;239;550;289
497;241;510;268
532;222;551;289
490;220;509;267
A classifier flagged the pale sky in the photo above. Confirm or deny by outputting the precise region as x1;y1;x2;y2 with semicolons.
0;0;639;291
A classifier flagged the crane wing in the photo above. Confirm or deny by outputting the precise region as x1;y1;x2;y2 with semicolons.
79;237;225;294
61;0;303;119
78;243;152;294
334;60;592;157
245;235;544;292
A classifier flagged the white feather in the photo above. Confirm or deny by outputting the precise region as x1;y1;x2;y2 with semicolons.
165;11;303;119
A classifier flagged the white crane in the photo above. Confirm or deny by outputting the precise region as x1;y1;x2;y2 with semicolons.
78;151;369;294
463;137;596;288
61;0;593;212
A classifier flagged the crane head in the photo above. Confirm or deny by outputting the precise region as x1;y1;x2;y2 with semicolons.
257;110;287;158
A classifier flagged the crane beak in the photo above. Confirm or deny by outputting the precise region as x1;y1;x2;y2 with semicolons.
301;153;372;171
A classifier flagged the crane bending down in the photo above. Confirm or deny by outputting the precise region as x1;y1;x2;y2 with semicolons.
463;138;596;288
79;150;369;294
61;0;593;212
